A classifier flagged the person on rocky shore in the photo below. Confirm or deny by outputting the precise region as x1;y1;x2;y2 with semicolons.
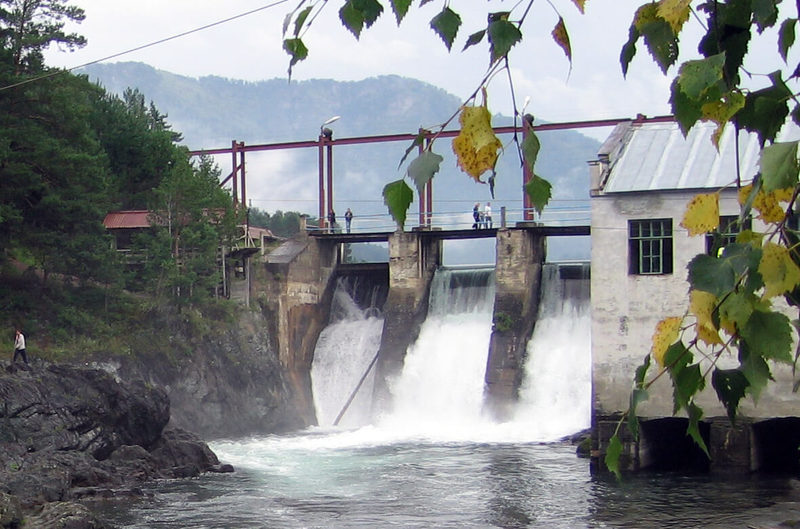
13;328;28;365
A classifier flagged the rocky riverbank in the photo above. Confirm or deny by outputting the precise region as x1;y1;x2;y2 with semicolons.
0;362;233;529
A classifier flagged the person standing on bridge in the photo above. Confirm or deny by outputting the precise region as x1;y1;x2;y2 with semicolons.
328;210;336;234
472;203;481;229
344;208;353;233
484;202;493;229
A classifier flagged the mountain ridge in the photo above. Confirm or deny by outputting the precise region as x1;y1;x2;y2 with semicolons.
80;62;598;261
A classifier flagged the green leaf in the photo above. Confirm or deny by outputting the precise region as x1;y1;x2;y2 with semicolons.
488;19;522;63
355;0;383;27
283;38;308;75
687;253;736;297
686;402;710;457
711;368;749;422
430;7;461;51
718;290;756;331
293;6;313;37
620;23;640;77
697;0;752;87
664;340;691;372
738;341;774;402
676;53;726;101
604;434;623;479
521;130;541;174
639;17;679;74
742;309;794;364
672;362;704;414
339;2;365;38
634;353;651;388
390;0;412;24
736;71;792;146
382;179;413;229
670;77;703;135
463;30;486;51
524;175;552;215
760;141;800;191
628;388;649;440
339;0;383;38
720;243;764;293
779;18;797;62
752;0;780;31
407;151;443;193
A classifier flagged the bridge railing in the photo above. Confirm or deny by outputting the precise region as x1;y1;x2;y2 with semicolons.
306;205;591;235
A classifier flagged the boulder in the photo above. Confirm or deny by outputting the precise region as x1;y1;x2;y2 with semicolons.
0;363;232;519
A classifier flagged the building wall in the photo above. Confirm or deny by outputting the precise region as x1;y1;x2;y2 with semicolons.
591;189;798;420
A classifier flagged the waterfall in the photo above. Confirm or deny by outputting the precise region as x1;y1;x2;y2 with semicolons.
378;267;496;437
514;263;592;440
310;263;591;443
310;277;385;428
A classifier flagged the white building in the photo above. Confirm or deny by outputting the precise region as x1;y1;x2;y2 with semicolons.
589;120;800;472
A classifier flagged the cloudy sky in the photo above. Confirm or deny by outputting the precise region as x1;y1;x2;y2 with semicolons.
43;0;790;141
41;1;790;228
42;1;715;135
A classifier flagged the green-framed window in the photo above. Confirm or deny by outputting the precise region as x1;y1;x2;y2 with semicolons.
629;219;673;275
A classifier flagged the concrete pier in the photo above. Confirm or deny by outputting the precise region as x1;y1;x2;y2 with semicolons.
483;228;547;420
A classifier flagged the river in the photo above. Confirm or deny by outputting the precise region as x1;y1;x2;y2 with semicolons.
98;267;800;528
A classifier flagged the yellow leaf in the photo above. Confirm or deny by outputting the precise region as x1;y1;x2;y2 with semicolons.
680;192;719;236
657;0;692;34
690;290;722;345
551;17;572;61
759;242;800;298
697;325;723;345
737;184;753;207
739;184;792;223
651;316;682;367
452;96;503;181
571;0;587;14
754;188;791;223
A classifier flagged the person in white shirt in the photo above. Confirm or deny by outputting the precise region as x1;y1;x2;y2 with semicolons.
13;329;28;365
484;202;493;229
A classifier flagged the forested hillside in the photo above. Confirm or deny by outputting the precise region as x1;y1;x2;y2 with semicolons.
0;6;239;348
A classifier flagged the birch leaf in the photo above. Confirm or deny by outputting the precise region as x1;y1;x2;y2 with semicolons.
571;0;587;14
652;316;682;366
407;151;443;192
759;242;800;299
452;99;502;181
657;0;691;34
551;17;572;62
690;290;722;344
681;192;719;236
382;179;413;229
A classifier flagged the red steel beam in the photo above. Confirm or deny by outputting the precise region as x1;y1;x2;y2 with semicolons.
189;115;675;156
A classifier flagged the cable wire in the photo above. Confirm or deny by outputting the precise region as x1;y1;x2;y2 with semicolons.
0;0;290;92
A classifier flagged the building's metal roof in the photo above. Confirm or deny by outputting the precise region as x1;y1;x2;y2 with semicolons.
602;121;763;193
103;210;152;229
